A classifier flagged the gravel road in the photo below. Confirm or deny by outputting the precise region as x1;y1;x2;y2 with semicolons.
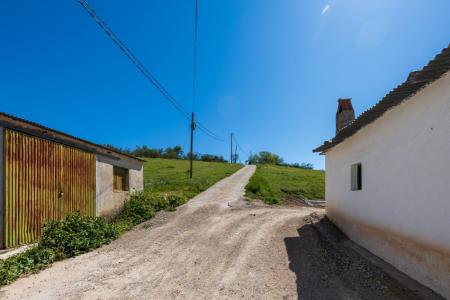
0;165;319;299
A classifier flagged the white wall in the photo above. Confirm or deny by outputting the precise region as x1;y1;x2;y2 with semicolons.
96;155;144;218
325;72;450;298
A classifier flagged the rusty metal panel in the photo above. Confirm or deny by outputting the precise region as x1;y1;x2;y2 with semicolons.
61;145;96;217
3;129;96;248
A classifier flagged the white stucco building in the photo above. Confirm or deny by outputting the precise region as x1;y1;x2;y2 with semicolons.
314;44;450;298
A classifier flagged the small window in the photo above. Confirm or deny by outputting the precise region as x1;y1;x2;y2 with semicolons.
113;166;129;191
351;163;362;191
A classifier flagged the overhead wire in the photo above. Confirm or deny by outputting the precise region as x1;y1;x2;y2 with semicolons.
191;0;198;111
196;122;225;142
233;134;248;155
78;0;225;142
78;0;190;120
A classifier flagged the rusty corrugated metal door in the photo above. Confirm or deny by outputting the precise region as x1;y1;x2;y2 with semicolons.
3;129;96;248
61;145;96;217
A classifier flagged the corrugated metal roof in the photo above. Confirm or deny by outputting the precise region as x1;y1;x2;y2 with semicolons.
314;44;450;154
0;112;144;163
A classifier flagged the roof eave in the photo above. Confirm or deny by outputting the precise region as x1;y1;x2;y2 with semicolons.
312;44;450;155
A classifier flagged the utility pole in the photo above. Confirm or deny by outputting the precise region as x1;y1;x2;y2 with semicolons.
234;144;238;163
189;112;195;178
230;133;233;163
190;0;198;178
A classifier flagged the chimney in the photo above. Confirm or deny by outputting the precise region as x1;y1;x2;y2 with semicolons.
336;98;355;134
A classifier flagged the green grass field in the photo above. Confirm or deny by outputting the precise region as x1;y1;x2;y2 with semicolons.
143;158;243;202
245;164;325;204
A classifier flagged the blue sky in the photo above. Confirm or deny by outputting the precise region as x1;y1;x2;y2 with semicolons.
1;0;449;169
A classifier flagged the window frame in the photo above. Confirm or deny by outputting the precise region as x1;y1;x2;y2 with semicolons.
113;166;130;192
351;163;362;191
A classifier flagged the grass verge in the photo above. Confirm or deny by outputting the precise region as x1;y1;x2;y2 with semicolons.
245;164;325;204
142;158;242;202
0;159;242;286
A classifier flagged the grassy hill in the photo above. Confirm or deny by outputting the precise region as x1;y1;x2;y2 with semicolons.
245;164;325;204
143;158;242;202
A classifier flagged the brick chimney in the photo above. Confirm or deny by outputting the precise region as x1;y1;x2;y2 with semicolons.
336;98;355;134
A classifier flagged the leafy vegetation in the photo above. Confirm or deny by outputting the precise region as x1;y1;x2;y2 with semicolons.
246;164;325;204
113;191;184;233
103;144;227;162
247;151;314;169
247;151;284;165
39;213;119;258
0;213;118;285
0;246;55;285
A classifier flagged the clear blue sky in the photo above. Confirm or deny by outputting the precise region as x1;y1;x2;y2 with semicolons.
1;1;449;169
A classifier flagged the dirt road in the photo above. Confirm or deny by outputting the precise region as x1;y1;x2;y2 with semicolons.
0;166;312;299
0;165;441;299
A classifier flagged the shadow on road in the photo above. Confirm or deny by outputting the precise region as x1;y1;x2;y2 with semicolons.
284;216;442;300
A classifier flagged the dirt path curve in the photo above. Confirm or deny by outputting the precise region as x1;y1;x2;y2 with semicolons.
0;165;319;300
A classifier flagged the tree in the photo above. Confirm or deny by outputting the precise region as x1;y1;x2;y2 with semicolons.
247;151;283;165
200;154;226;162
173;145;183;158
300;163;314;170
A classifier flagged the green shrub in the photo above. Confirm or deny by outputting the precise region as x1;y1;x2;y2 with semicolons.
147;194;170;211
0;246;55;285
167;194;184;207
39;213;119;258
116;192;155;226
0;187;193;287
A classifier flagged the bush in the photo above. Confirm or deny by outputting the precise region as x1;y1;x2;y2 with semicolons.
0;189;190;287
116;192;155;226
148;193;185;210
39;213;119;258
0;246;56;285
247;151;284;165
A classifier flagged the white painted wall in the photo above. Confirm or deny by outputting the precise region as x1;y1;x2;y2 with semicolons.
325;72;450;298
96;155;144;218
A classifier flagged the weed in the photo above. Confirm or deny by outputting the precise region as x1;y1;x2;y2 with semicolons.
245;164;324;204
39;213;118;258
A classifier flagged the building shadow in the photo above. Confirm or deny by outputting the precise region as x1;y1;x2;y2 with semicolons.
284;217;440;300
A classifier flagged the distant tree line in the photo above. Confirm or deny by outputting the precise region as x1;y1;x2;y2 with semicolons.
246;151;314;170
103;144;227;163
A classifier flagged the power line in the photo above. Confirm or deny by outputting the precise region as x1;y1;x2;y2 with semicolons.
197;121;225;142
79;0;229;163
78;0;225;143
189;0;198;179
192;0;198;111
78;0;191;120
233;134;247;154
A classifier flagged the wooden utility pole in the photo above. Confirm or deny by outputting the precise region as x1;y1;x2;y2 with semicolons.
189;112;195;178
230;133;233;163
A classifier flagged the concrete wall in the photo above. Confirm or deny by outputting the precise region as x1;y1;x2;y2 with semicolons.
0;127;4;249
96;155;143;218
325;72;450;298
